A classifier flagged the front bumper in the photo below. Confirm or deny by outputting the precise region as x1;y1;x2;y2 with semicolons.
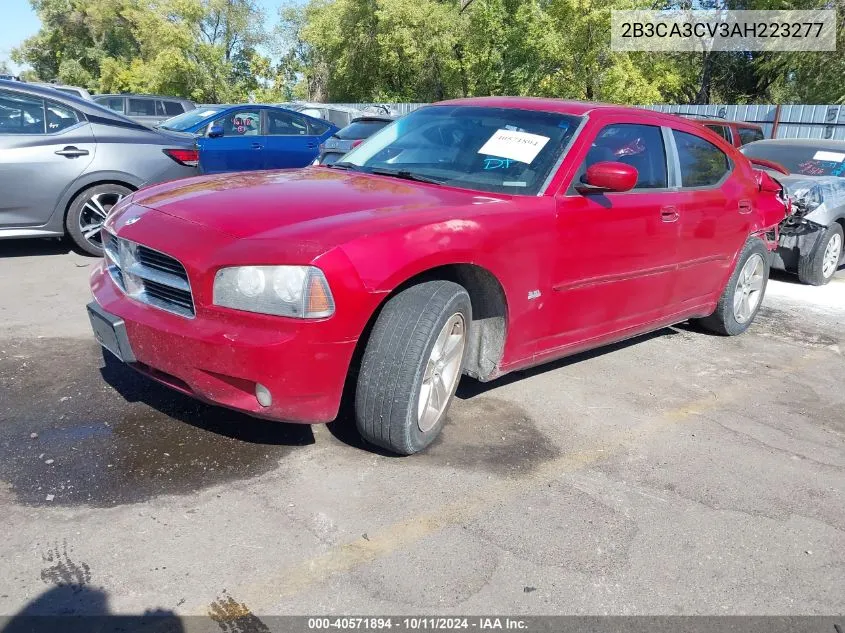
772;219;826;271
89;260;357;424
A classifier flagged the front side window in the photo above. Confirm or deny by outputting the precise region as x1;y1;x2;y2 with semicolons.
95;96;125;113
266;110;309;136
128;98;156;117
673;130;731;187
577;123;668;190
737;127;764;146
0;91;45;134
340;106;582;195
211;110;260;136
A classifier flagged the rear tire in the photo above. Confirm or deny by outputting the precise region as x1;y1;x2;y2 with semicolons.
695;238;769;336
354;280;471;455
66;184;132;256
797;223;843;286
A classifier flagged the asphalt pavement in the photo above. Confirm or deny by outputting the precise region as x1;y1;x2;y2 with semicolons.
1;238;843;622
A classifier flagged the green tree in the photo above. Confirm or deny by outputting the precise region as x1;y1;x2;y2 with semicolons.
12;0;270;101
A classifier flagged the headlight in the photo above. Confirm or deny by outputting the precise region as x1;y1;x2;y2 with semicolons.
213;266;335;318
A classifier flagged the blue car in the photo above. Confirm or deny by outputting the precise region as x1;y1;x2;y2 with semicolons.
158;104;338;174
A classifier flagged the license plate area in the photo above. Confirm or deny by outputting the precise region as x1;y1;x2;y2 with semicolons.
87;302;137;363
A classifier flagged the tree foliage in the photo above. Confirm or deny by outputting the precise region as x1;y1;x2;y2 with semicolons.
11;0;845;104
13;0;274;102
276;0;845;105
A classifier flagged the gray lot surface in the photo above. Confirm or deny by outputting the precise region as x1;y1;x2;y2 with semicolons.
1;239;844;621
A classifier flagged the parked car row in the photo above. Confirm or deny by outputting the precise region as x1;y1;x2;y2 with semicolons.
157;104;339;173
85;97;793;455
2;77;840;454
0;80;356;254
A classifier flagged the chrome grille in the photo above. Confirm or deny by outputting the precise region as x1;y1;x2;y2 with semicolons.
104;231;194;318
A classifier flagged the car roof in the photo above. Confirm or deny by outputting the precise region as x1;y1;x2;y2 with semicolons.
690;117;762;130
433;96;687;124
95;93;193;102
744;138;845;150
0;79;149;128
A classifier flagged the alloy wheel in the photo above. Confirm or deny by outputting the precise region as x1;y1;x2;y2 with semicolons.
822;233;842;280
417;313;466;433
78;192;124;249
733;253;765;324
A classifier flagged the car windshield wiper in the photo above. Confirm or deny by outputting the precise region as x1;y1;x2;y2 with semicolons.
369;167;443;185
329;161;361;171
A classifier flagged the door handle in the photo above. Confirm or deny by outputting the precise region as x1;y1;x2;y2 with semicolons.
55;146;89;158
307;142;316;148
660;206;680;223
738;199;752;214
251;142;263;150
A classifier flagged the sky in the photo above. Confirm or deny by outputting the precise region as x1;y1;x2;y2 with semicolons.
0;1;41;71
0;0;285;73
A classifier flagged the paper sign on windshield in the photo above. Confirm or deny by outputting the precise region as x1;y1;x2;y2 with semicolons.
813;151;845;163
478;130;550;164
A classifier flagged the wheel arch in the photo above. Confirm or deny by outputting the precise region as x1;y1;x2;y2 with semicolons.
63;178;140;222
356;262;509;382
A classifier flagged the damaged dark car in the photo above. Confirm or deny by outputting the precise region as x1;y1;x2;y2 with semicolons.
742;139;845;285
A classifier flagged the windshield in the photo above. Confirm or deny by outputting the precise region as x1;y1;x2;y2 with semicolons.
159;107;225;131
340;106;582;195
742;142;845;177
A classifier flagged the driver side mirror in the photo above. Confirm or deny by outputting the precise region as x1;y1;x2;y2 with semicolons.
208;124;224;139
576;161;638;194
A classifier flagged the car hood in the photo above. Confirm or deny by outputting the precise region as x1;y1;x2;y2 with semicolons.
130;168;499;240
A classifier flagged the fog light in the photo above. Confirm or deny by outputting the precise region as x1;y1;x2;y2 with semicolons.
255;383;272;407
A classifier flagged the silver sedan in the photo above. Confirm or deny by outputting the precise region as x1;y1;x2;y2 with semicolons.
0;80;198;255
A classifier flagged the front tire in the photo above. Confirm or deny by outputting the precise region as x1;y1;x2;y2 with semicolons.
797;223;843;286
66;184;132;256
695;238;769;336
354;280;471;455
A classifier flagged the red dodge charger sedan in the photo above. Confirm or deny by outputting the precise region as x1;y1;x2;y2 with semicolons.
88;97;788;455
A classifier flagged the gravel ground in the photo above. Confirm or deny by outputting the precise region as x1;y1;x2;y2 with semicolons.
0;239;843;623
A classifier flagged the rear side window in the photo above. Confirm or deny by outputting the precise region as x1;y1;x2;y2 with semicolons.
337;120;391;140
0;90;45;134
737;127;764;146
673;130;731;187
163;101;184;116
128;98;156;117
266;110;309;136
95;97;124;113
704;124;732;144
45;102;79;133
580;123;668;190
